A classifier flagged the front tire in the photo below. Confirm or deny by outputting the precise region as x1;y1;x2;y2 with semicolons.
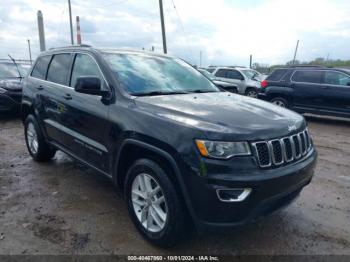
125;159;187;247
245;88;258;98
24;115;56;162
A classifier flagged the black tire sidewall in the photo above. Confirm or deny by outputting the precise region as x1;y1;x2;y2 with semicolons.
124;159;185;247
245;88;257;97
271;97;289;108
24;115;55;161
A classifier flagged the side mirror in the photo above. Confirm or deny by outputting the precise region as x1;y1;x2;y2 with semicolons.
74;76;107;96
347;82;350;86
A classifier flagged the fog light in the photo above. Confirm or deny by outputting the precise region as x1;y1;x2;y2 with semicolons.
216;188;252;202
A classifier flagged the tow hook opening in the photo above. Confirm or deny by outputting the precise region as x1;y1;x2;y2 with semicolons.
216;188;252;202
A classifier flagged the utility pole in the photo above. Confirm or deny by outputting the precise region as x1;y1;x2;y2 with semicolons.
76;16;81;44
199;51;202;67
158;0;167;54
249;54;252;69
27;39;32;65
37;10;46;52
292;40;299;65
68;0;74;45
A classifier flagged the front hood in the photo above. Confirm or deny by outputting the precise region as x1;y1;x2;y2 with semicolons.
135;92;305;141
213;80;236;87
0;78;22;91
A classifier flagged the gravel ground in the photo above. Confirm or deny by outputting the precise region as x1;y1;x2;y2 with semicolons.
0;114;349;255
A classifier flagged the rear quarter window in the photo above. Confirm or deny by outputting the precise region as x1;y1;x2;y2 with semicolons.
31;56;51;80
266;69;288;81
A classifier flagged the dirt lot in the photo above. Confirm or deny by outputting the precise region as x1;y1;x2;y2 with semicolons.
0;114;349;255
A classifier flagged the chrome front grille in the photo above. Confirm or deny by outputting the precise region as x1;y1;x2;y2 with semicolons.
252;129;312;168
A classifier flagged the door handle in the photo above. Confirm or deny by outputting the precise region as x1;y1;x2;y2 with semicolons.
36;85;44;91
63;94;72;100
321;86;329;89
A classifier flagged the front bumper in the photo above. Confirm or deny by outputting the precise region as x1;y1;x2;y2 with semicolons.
0;91;21;112
181;149;317;231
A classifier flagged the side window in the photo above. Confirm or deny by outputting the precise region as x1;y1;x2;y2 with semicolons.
292;70;323;84
47;54;71;85
267;69;288;81
215;69;227;78
227;70;243;80
31;56;51;80
324;71;350;86
70;54;103;88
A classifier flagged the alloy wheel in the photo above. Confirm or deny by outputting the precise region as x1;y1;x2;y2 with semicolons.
131;173;168;233
26;123;39;154
247;90;257;98
272;100;286;107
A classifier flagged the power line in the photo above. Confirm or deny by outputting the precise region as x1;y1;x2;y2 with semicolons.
169;0;195;63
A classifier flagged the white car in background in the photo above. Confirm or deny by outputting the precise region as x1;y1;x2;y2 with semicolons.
211;67;264;98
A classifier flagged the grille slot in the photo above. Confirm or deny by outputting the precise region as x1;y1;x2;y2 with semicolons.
270;140;283;165
252;129;312;168
254;142;271;167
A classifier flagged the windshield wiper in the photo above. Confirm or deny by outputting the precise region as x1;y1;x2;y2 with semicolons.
189;89;218;93
131;91;189;97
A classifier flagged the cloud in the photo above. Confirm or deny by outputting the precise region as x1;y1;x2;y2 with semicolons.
1;0;350;66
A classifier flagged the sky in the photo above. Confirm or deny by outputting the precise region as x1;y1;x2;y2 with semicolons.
1;0;350;66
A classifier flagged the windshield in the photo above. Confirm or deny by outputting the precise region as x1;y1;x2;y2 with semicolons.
198;69;215;80
241;69;263;80
103;52;220;96
0;63;28;78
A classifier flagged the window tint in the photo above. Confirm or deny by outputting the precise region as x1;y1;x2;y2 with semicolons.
292;70;323;84
324;71;350;86
266;69;288;81
227;70;243;80
31;56;51;80
70;54;103;87
47;54;71;85
215;69;227;77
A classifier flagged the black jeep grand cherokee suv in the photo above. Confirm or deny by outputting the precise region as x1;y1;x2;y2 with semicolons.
259;66;350;118
22;46;317;247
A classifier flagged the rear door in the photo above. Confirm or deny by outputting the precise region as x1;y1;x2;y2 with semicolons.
291;70;325;109
322;70;350;114
41;53;74;148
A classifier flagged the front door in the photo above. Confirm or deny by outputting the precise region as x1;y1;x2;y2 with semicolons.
62;53;111;172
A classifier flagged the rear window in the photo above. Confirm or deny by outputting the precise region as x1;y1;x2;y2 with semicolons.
31;56;51;80
266;69;288;81
292;70;323;84
47;54;71;85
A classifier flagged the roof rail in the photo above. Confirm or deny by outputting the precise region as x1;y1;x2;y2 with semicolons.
288;65;326;68
49;44;92;50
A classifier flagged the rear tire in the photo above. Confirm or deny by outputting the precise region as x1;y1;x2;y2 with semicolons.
24;115;56;162
124;159;187;247
271;97;289;108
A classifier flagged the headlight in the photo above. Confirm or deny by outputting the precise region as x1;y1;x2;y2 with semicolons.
0;87;6;94
195;140;251;159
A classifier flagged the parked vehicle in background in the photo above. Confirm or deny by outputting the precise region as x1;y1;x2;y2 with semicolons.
258;66;350;118
0;60;30;113
212;67;264;97
22;46;317;247
198;68;238;93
